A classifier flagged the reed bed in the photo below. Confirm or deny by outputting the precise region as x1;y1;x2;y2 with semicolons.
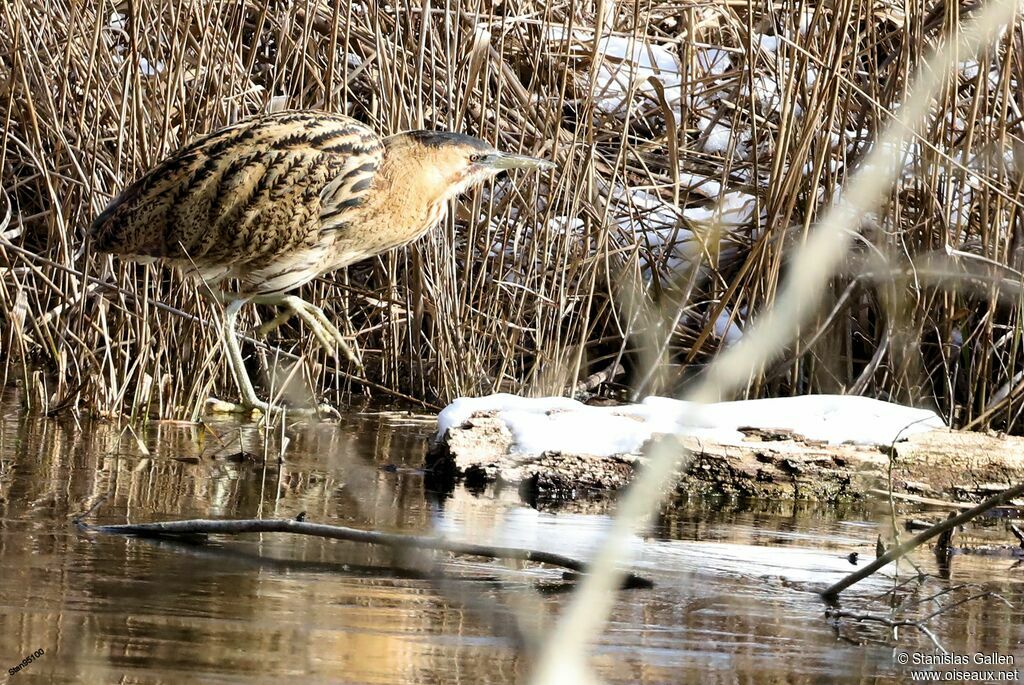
1;0;1022;429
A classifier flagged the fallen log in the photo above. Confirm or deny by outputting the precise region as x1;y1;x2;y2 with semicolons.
427;414;1024;502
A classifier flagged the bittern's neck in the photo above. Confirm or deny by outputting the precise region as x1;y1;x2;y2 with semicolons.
370;142;464;221
380;136;469;202
338;143;459;253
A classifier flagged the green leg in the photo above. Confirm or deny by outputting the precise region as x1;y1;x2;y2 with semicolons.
207;297;339;418
224;298;271;412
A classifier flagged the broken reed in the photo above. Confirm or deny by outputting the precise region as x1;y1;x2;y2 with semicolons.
0;0;1022;429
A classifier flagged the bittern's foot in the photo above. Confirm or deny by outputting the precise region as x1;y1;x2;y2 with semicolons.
206;397;263;415
256;295;363;370
216;297;343;423
206;397;341;419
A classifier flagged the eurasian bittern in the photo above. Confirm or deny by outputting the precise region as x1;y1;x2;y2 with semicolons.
92;110;553;414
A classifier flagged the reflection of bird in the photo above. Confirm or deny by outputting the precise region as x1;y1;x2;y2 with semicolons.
92;110;553;414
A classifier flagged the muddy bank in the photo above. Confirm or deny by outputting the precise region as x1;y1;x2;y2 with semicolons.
427;415;1024;502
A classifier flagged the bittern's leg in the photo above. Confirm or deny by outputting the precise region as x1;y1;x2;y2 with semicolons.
207;298;341;418
256;294;362;368
217;298;272;414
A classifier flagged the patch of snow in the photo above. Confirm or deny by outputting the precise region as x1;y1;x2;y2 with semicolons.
544;25;592;43
606;185;745;277
701;119;734;153
798;8;817;35
805;65;819;87
751;73;781;111
436;394;946;456
697;48;731;76
951;328;964;349
682;190;758;228
946;188;973;227
802;158;841;177
138;57;165;77
546;215;586;236
713;309;743;343
545;26;682;115
753;33;780;53
612;186;680;227
267;95;290;113
676;172;723;198
598;35;680;79
959;60;982;79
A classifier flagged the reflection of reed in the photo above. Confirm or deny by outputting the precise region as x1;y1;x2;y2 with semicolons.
0;412;521;683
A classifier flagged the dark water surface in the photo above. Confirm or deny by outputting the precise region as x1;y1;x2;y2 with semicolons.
0;407;1021;684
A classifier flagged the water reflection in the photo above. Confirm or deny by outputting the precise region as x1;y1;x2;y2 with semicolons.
0;408;1020;683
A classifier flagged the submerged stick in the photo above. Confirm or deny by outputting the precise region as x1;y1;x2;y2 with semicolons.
77;517;654;589
822;481;1024;600
867;488;1020;511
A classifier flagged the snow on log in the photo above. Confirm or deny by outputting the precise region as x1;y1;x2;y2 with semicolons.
427;394;1024;501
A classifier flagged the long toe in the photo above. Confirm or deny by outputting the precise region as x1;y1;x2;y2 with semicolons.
265;296;362;366
316;403;342;419
206;397;270;415
257;309;297;337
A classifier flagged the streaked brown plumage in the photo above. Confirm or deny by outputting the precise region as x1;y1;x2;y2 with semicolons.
92;110;552;414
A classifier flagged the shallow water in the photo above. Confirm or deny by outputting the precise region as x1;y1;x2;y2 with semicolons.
0;407;1021;684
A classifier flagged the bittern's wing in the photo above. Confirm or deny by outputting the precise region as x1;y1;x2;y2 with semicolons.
91;111;383;269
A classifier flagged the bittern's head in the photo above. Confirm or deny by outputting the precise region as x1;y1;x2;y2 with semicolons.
384;130;554;202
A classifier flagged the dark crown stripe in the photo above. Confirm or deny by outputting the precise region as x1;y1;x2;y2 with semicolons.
403;130;491;151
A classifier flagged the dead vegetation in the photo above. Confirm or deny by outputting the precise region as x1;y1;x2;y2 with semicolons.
1;0;1023;425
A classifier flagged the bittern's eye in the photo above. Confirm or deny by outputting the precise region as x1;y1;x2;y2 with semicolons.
469;154;484;163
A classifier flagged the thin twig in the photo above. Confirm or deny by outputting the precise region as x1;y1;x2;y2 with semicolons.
827;609;947;652
822;481;1024;599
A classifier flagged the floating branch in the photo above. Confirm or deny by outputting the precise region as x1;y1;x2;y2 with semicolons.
76;516;654;589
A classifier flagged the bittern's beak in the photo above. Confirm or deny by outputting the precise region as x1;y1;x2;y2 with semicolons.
485;151;556;171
